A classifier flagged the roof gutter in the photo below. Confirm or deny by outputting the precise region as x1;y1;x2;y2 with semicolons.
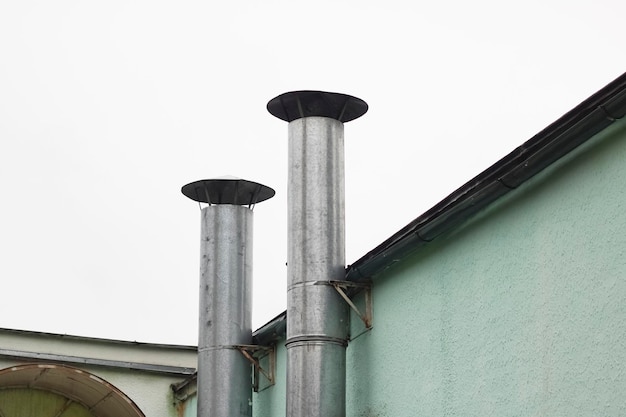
346;71;626;281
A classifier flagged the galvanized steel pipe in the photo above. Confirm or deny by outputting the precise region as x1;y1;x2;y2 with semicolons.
182;178;274;417
268;91;368;417
198;204;252;417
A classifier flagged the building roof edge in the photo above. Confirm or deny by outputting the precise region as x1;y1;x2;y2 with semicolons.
346;71;626;281
253;72;626;339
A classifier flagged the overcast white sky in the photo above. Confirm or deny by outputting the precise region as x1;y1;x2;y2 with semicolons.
1;0;624;345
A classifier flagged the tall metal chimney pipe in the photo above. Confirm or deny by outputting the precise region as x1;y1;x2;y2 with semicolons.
267;91;368;417
182;177;275;417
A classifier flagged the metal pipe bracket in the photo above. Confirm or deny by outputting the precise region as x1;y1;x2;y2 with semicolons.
328;280;373;330
233;344;276;392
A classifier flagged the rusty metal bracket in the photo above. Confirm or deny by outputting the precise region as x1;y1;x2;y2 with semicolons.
233;344;275;392
329;280;373;329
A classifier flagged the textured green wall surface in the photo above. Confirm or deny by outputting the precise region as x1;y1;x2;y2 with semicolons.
251;119;626;417
346;118;626;416
252;335;287;417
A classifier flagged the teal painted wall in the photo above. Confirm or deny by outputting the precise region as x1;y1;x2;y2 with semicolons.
346;118;626;416
180;395;197;417
253;336;287;416
252;119;626;416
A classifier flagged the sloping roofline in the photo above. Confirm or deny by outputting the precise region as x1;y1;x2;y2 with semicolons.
346;71;626;281
255;71;626;339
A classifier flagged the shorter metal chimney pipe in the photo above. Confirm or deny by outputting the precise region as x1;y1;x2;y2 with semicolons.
182;177;275;417
268;91;368;417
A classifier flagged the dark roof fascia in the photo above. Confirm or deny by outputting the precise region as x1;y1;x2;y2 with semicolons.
346;71;626;282
252;311;287;345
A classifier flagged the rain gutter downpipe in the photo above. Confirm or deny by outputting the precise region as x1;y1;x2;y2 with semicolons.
182;177;275;417
267;91;368;417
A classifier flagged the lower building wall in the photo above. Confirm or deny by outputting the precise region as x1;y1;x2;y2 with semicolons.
346;118;626;416
88;366;183;417
252;338;286;417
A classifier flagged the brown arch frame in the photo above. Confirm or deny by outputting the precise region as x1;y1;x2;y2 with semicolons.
0;364;144;417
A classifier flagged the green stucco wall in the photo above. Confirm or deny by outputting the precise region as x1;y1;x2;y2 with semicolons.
346;117;626;416
253;118;626;417
179;394;197;417
253;335;287;416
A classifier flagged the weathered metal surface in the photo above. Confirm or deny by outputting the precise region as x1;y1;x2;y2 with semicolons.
183;176;274;417
285;115;349;416
267;90;368;123
330;281;373;329
197;204;253;417
181;177;275;206
286;116;348;337
267;89;367;417
287;113;349;416
234;344;275;392
286;341;347;417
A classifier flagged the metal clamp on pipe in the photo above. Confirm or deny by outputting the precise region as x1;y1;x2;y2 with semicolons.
182;177;275;417
233;344;276;392
268;90;368;417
